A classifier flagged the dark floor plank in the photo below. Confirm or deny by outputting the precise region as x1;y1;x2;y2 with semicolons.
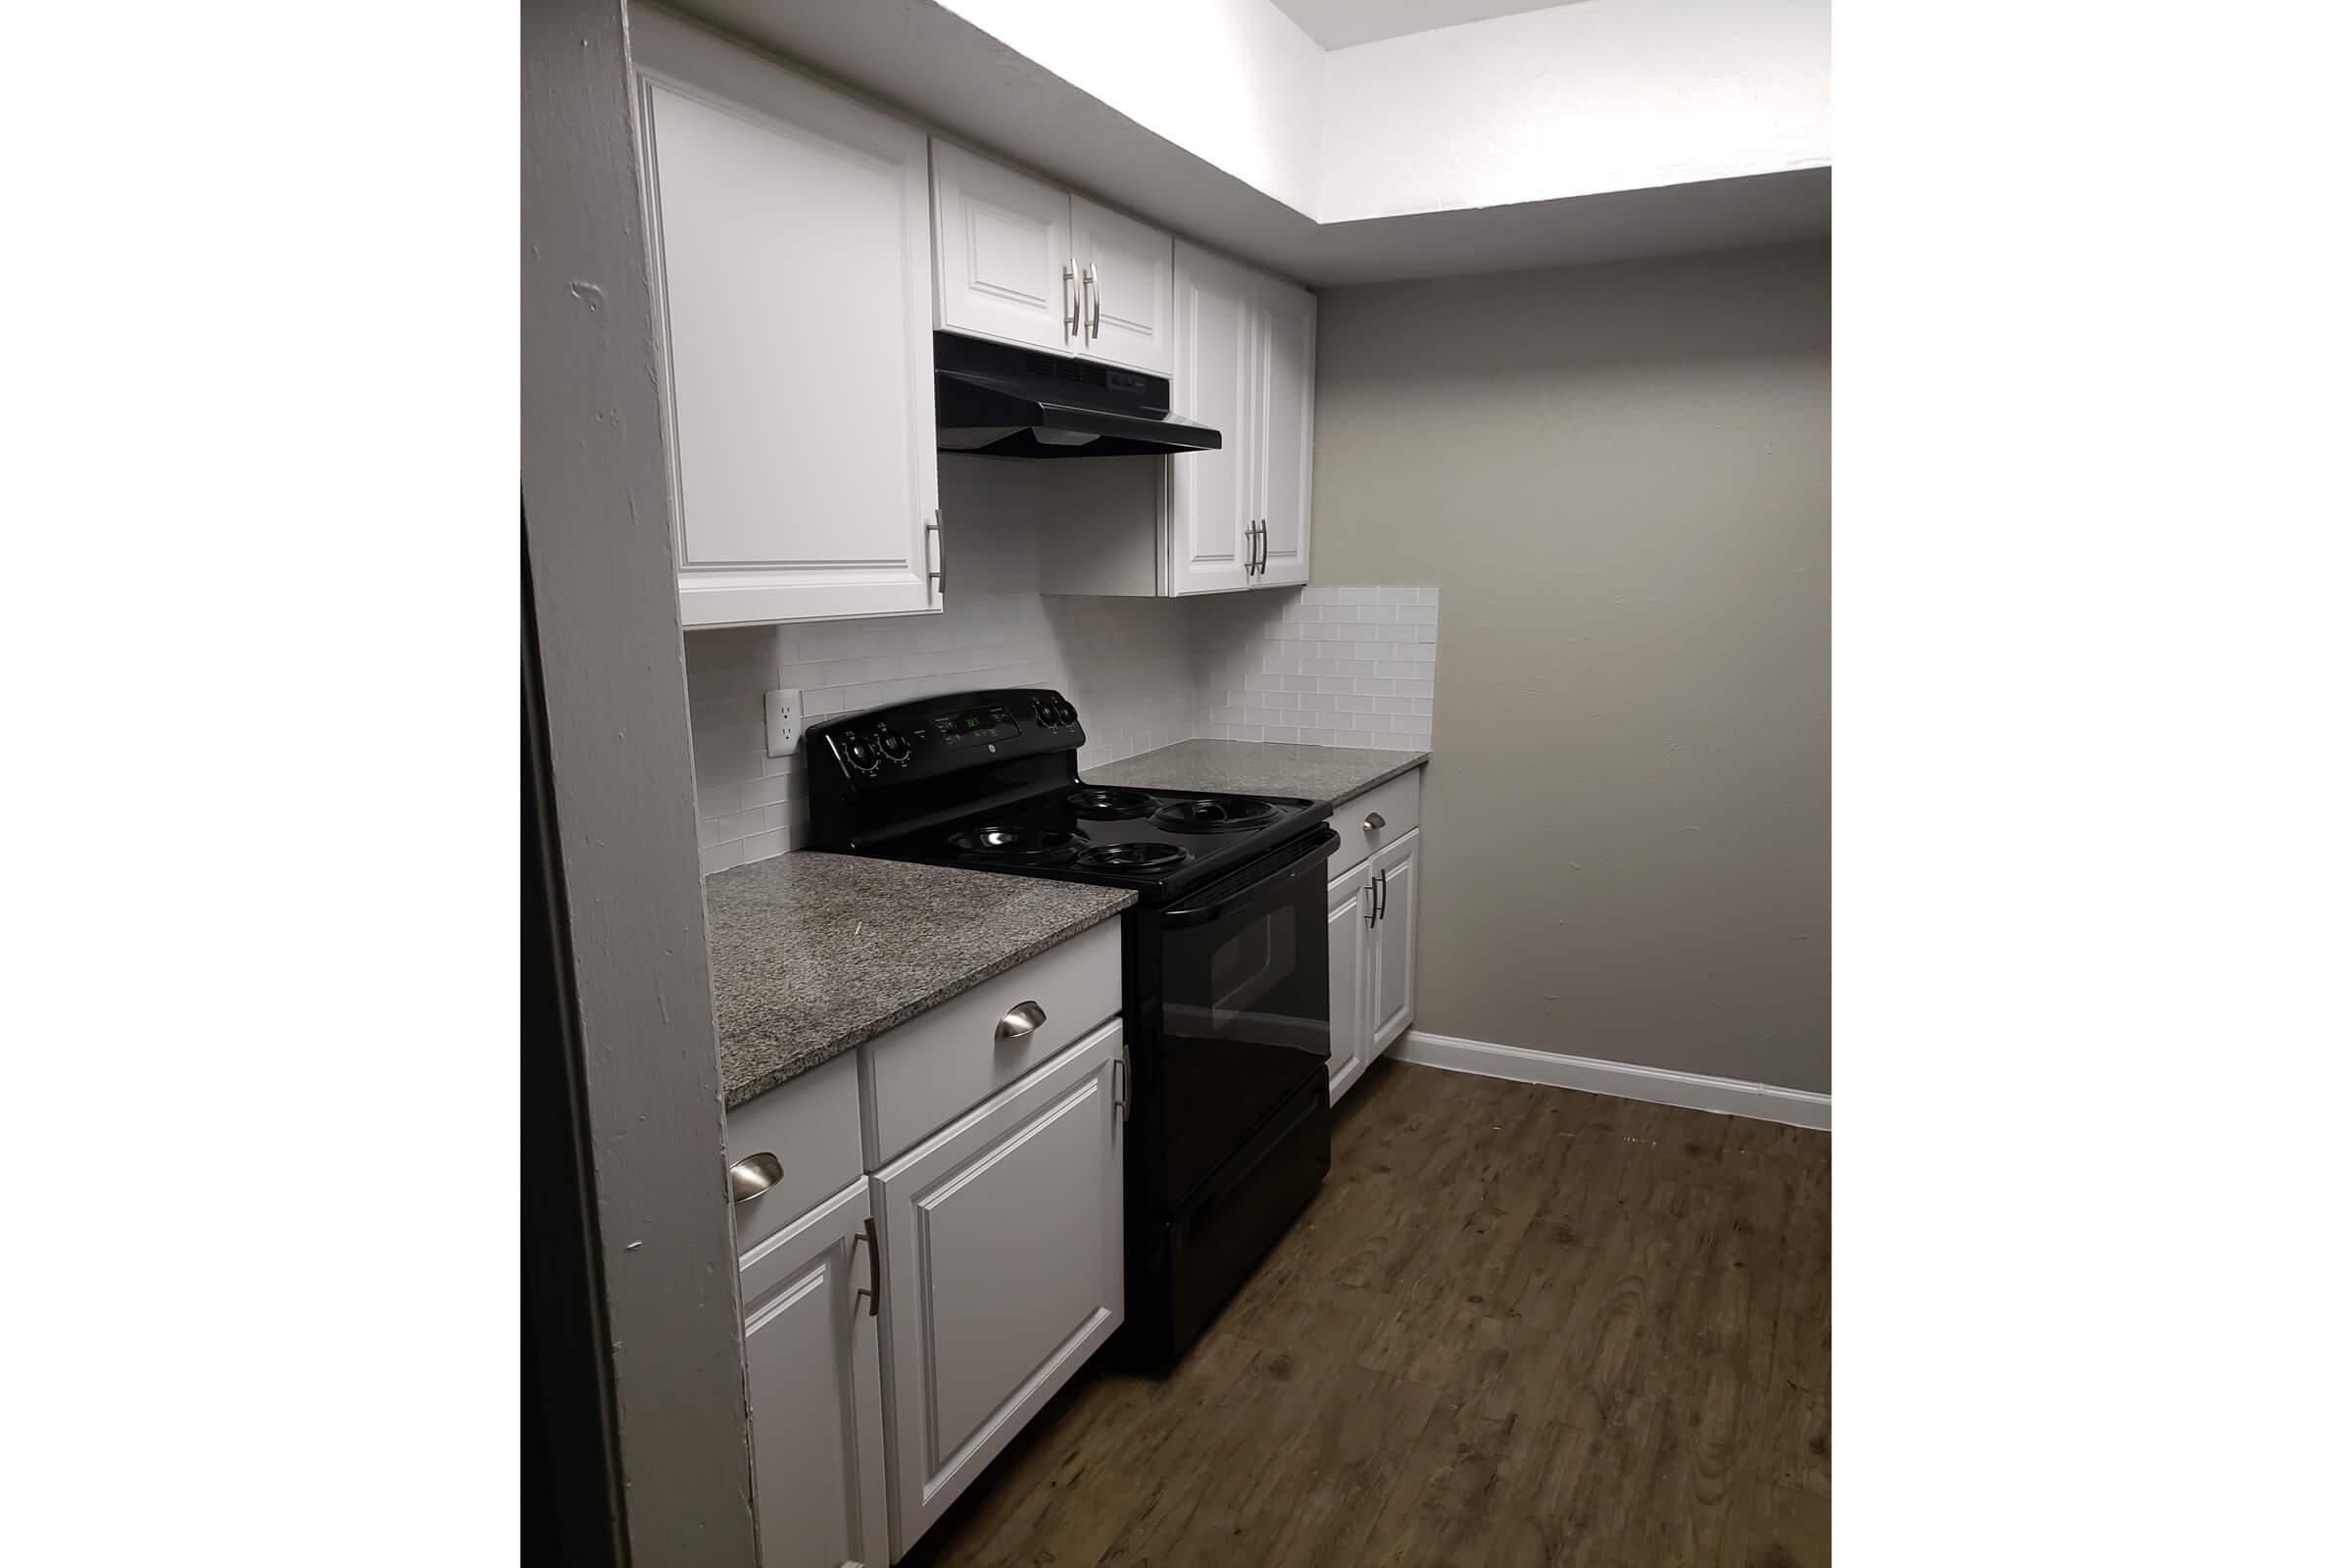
908;1060;1831;1568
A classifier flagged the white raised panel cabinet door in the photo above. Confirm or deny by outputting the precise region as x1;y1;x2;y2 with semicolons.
633;12;939;627
931;141;1075;355
1369;829;1421;1054
1166;243;1257;595
872;1019;1125;1558
1327;865;1371;1103
1072;196;1174;376
735;1176;889;1568
1254;274;1315;588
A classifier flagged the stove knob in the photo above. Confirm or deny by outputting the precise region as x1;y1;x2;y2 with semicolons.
1033;697;1058;727
1055;700;1079;726
877;728;910;763
842;735;878;772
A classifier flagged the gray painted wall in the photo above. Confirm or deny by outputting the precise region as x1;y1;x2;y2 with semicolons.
1311;242;1830;1093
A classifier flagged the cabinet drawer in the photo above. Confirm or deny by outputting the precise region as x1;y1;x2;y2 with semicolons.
1329;767;1423;877
861;918;1122;1166
724;1048;864;1260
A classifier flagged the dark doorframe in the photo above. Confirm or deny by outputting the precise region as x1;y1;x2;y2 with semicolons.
523;525;626;1566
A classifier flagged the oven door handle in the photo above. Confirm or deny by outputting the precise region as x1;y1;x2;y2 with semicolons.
1158;826;1340;929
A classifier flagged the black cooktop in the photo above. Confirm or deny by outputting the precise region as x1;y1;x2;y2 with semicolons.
804;687;1333;904
885;782;1324;901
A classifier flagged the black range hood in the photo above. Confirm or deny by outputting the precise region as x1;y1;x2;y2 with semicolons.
934;331;1220;460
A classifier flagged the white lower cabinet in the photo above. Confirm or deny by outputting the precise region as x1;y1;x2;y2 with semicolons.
738;1176;890;1568
1326;863;1371;1102
1369;828;1421;1053
1325;773;1426;1106
727;929;1127;1563
871;1018;1126;1558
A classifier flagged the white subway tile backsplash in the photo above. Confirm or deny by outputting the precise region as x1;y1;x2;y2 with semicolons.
682;462;1440;871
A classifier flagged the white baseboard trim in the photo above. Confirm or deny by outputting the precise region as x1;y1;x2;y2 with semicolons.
1391;1030;1831;1131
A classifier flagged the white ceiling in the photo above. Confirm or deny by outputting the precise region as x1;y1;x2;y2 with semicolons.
1270;0;1583;51
692;0;1828;288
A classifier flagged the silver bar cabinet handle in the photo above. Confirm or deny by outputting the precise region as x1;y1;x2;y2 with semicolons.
925;509;943;601
1063;260;1079;338
1084;263;1100;339
1364;877;1378;926
997;1001;1048;1041
728;1152;782;1203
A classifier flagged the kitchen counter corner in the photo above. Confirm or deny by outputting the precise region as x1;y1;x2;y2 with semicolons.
703;852;1135;1107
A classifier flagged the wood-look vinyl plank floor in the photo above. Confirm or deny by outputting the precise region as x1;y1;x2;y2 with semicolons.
903;1058;1831;1568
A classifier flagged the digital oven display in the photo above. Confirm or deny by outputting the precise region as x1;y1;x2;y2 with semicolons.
932;705;1020;749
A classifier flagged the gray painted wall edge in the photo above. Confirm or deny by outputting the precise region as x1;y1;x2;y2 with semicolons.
523;0;759;1557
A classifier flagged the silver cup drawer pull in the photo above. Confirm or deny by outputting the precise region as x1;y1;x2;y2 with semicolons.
996;1001;1048;1042
1363;810;1387;832
728;1152;783;1204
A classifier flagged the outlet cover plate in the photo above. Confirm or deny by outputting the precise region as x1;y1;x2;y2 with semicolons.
764;688;802;757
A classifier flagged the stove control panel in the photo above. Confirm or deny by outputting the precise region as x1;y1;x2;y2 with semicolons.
808;688;1085;794
931;702;1021;750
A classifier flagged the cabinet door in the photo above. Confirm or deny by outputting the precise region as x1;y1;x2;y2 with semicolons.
1254;275;1316;588
1327;864;1372;1103
736;1177;889;1568
872;1019;1125;1558
1166;242;1257;595
1072;195;1174;377
1369;829;1421;1053
931;140;1075;355
634;13;939;627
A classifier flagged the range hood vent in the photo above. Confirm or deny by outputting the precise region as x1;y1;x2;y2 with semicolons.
933;332;1221;460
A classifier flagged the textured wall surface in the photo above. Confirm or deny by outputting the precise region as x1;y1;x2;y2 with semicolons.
1310;242;1830;1093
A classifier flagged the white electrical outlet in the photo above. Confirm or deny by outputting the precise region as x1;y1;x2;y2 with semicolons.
764;687;803;757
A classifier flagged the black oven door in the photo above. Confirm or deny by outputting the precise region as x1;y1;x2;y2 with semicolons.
1129;826;1338;1213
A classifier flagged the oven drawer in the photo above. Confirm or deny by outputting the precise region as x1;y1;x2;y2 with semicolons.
861;916;1122;1165
1329;767;1423;876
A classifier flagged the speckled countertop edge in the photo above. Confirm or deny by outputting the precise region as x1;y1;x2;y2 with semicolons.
703;852;1136;1107
1085;739;1431;807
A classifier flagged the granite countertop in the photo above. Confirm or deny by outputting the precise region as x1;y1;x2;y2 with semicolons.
1086;739;1429;806
703;852;1135;1107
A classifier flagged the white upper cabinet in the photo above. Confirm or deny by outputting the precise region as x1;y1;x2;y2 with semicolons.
1254;271;1316;588
930;140;1076;355
1157;242;1318;596
931;143;1174;376
1072;195;1175;376
633;11;940;627
1166;243;1259;595
1038;240;1317;599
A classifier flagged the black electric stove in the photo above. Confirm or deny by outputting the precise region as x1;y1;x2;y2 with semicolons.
808;688;1338;1366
